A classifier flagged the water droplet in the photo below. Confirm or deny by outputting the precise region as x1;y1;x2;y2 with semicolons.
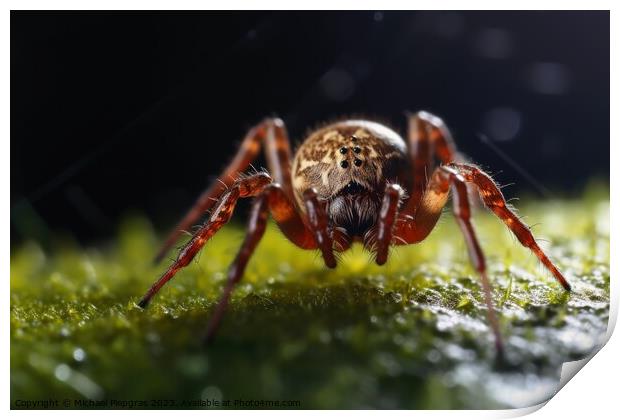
201;385;223;401
73;348;86;362
55;364;71;381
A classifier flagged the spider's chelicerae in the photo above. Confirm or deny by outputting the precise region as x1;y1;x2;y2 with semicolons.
138;112;571;353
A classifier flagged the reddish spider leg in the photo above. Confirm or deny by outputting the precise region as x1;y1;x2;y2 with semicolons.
376;111;457;263
373;111;570;353
203;183;332;341
205;184;336;342
138;173;272;308
303;188;337;268
414;113;503;352
140;173;327;294
375;112;454;263
203;184;340;341
375;184;404;264
155;118;295;263
141;119;341;340
139;178;336;340
445;163;571;292
404;112;569;291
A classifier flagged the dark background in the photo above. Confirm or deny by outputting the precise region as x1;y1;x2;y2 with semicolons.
11;11;610;246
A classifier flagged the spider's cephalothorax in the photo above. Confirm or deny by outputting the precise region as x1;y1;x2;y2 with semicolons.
140;112;572;355
292;121;411;240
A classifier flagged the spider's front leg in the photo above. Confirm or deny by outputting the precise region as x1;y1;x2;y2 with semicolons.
384;167;505;353
405;109;502;342
384;111;570;354
404;110;457;217
203;190;271;342
138;172;272;309
141;171;335;341
155;118;294;262
443;163;571;291
204;184;336;342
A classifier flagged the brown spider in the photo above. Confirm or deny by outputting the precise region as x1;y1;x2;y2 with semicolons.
138;112;571;352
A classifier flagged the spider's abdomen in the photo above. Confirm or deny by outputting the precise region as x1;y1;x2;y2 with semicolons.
292;120;411;238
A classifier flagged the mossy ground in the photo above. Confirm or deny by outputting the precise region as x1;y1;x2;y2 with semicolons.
11;186;610;409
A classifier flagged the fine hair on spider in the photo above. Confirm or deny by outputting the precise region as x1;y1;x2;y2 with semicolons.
138;112;571;357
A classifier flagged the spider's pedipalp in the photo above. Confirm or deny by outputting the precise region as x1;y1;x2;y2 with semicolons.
375;183;404;265
303;188;337;268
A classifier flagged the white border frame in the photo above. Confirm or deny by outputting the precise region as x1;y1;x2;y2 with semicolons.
4;2;616;419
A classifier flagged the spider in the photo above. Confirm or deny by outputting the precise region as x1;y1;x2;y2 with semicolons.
138;112;571;353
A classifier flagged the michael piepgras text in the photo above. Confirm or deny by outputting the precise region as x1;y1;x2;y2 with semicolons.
14;398;302;409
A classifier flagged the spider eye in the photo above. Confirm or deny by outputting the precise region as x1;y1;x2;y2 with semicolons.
354;158;363;167
340;160;349;168
353;146;361;154
339;147;348;154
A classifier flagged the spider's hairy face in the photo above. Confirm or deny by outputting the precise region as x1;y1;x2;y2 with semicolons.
292;120;411;239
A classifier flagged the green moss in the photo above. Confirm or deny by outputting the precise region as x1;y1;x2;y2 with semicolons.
11;187;610;409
